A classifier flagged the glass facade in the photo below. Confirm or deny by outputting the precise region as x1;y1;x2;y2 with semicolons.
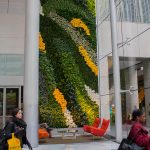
119;0;150;23
97;0;150;138
98;0;150;24
0;54;24;76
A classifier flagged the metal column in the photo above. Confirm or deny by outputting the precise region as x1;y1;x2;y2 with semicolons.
3;87;6;128
96;0;101;117
109;0;122;142
24;0;40;147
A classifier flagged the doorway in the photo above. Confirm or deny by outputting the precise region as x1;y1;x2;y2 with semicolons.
0;87;22;128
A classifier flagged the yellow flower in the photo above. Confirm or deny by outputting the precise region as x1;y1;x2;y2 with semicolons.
53;88;67;112
39;33;46;53
70;18;90;36
79;46;98;76
139;88;145;104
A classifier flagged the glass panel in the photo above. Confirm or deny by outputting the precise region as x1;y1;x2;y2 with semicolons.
6;88;18;116
116;0;150;23
0;88;3;129
21;86;23;109
0;54;24;76
5;55;24;76
0;55;5;76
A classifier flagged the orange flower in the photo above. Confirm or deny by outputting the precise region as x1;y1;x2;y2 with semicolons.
79;46;98;76
139;88;145;104
53;88;67;112
70;18;90;36
39;33;46;53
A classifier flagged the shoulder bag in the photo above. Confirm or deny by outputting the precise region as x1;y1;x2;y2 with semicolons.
118;128;145;150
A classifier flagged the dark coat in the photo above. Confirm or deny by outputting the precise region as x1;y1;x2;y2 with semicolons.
128;121;150;150
5;117;32;149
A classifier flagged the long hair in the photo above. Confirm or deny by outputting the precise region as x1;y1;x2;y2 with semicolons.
12;108;20;117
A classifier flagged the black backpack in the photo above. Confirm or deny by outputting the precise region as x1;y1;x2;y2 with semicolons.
0;124;9;150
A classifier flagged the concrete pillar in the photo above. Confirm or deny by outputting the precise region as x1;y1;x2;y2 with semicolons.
96;0;101;119
24;0;40;147
125;66;139;116
109;0;122;142
99;57;110;121
143;60;150;127
96;0;110;121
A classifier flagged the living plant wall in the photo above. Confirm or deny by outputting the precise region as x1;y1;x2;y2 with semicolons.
39;0;99;128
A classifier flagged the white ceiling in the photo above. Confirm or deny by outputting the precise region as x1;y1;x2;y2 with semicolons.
0;0;25;15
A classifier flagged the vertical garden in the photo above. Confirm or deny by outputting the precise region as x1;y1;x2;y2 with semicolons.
39;0;99;128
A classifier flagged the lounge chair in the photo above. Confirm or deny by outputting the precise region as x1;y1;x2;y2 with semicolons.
83;118;101;133
90;118;110;137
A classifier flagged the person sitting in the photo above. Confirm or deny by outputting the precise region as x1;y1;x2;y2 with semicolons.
39;123;52;138
128;109;150;150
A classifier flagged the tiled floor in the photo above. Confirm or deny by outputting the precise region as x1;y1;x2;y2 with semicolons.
22;126;122;150
22;127;122;150
23;139;119;150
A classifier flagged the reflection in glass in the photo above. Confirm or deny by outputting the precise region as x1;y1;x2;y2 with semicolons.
6;88;18;116
0;88;3;116
0;89;3;129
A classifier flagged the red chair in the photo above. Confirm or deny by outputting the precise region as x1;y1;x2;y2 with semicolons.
83;118;101;133
90;118;110;136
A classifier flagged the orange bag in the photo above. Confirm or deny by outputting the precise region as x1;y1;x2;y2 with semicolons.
38;128;49;139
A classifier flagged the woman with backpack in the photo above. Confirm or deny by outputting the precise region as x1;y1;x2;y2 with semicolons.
1;108;32;150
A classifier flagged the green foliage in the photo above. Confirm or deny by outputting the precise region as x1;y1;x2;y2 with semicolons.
58;9;96;50
39;0;98;127
40;17;89;126
60;81;88;126
73;0;96;16
40;16;97;91
42;0;96;51
73;0;87;8
39;53;67;127
39;53;56;94
73;46;98;92
39;101;67;128
87;0;96;16
54;43;84;89
40;0;48;6
52;38;98;125
50;39;89;126
76;89;99;124
43;0;87;17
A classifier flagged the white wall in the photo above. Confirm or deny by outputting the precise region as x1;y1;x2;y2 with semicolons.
99;21;150;59
0;14;25;85
0;14;25;54
0;0;25;14
0;76;23;86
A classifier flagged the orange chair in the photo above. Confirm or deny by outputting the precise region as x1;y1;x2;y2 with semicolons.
90;118;110;136
38;128;49;139
83;118;101;133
